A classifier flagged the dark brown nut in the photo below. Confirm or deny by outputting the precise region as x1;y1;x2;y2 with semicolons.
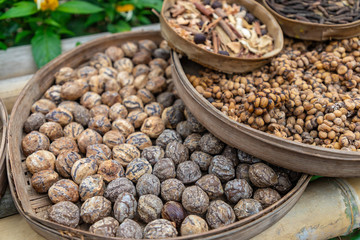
134;74;149;90
109;103;128;121
133;64;150;77
90;104;110;118
79;175;105;201
77;129;103;153
121;42;138;58
31;99;56;114
165;65;172;78
138;194;163;223
177;161;201;184
117;71;134;87
45;107;73;126
234;199;263;220
209;155;235;182
141;146;165;165
136;174;160;196
162;201;187;228
44;86;61;104
137;89;154;105
195;174;224;199
191;151;212;171
60;80;89;100
123;95;144;111
236;164;251;182
161;178;185;202
77;66;98;80
254;188;281;208
153;48;170;60
176;121;192;139
162;106;185;129
103;130;125;149
141;116;165;138
63;122;84;139
90;52;112;69
114;58;134;73
165;141;189;165
73;105;91;127
112;143;140;167
182;186;209;215
58;100;80;114
48;201;80;228
86;144;112;165
126;132;152;150
149;58;168;70
132;50;152;65
114;192;137;223
24;112;46;133
225;179;253;203
80;92;102;109
49;137;79;156
89;217;119;237
206;200;236;229
26;150;55;174
105;46;124;61
48;179;79;203
55;67;74;85
127;110;148;128
125;158;152;183
55;151;81;178
101;91;122;106
22;131;50;156
200;133;224;155
39;122;64;141
88;75;105;94
144;219;177;239
88;116;112;135
31;170;59;193
80;196;112;224
144;102;163;117
153;158;176;181
112;118;134;138
274;172;292;194
139;39;157;52
222;146;239;166
71;158;98;184
237;150;262;164
148;67;164;79
184;133;202;152
156;129;182;149
104;177;136;202
145;76;167;94
157;92;175;108
181;215;208;236
184;109;206;133
249;163;278;188
116;218;143;239
98;160;125;182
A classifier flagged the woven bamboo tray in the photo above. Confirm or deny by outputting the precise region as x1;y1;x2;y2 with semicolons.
0;98;7;199
160;0;284;73
7;31;310;240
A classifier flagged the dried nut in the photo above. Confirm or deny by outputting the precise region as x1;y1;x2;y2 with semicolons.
176;121;193;138
222;146;239;166
100;66;118;80
63;122;84;139
48;201;80;228
161;201;187;227
165;65;172;78
153;158;176;181
114;58;134;72
88;75;105;94
145;76;167;93
185;109;206;133
148;68;164;79
77;129;103;153
116;218;143;239
162;106;185;129
137;89;155;104
126;132;152;150
177;161;202;184
141;116;165;138
58;101;79;114
138;194;163;223
113;192;137;223
80;92;102;109
26;150;55;174
125;158;152;183
206;200;236;229
55;151;81;178
44;86;61;104
24;112;46;133
136;173;161;196
97;160;125;182
234;199;263;220
200;133;225;154
149;58;168;70
117;71;134;87
121;42;138;58
209;155;235;182
90;105;109;119
88;116;112;135
274;172;292;194
101;91;122;106
182;186;209;214
195;174;224;199
165;141;189;165
157;92;175;108
132;50;152;65
153;48;170;60
112;118;135;138
105;46;124;61
127;110;148;128
104;177;136;202
31;99;56;114
237;150;262;164
109;103;128;121
79;175;105;201
31;170;59;193
194;33;206;44
184;133;202;152
22;131;50;156
224;179;253;203
156;129;182;149
236;163;251;182
86;144;112;165
190;151;212;171
73;105;91;127
89;217;119;237
141;146;165;165
49;137;79;156
90;52;112;69
103;130;125;149
161;178;185;202
144;219;177;239
139;39;157;52
144;102;163;117
134;74;149;89
77;66;98;80
54;67;74;85
48;179;79;203
80;196;112;224
133;64;150;77
71;158;98;184
45;107;73;126
253;188;281;208
181;215;209;236
113;144;140;167
123;95;144;111
249;163;278;187
60;80;89;100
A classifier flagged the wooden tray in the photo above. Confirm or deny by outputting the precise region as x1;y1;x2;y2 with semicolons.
262;0;360;41
0;98;7;199
172;52;360;177
7;30;310;240
160;0;284;73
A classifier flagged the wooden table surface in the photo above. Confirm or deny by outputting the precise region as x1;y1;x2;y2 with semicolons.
0;214;44;240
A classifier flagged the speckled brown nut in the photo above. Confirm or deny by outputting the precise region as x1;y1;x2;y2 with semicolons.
176;121;192;139
141;116;165;138
63;122;84;139
209;155;235;182
89;217;119;237
125;158;152;183
165;65;172;78
138;194;163;223
112;144;140;167
184;133;202;152
161;201;186;228
60;79;89;100
104;177;136;202
56;151;81;178
86;144;111;165
133;50;152;65
77;66;98;80
48;201;80;228
222;146;239;166
177;161;201;184
249;163;279;188
253;188;281;208
79;175;105;201
234;199;263;220
22;131;50;156
144;102;162;117
148;67;164;79
115;58;134;73
55;67;74;85
103;130;125;149
144;219;178;239
39;122;64;141
200;133;224;155
117;71;134;87
121;42;138;58
58;101;79;114
236;164;251;182
97;160;124;182
113;192;137;223
44;86;61;105
126;132;152;150
73;105;91;127
206;200;236;229
109;103;128;121
31;99;56;114
105;46;124;61
127;110;148;128
156;130;182;149
145;76;167;94
237;150;262;164
162;107;184;129
88;75;105;95
80;92;102;109
112;118;135;138
153;158;176;181
225;179;253;203
195;174;224;199
48;179;79;203
24;112;46;133
123;95;144;111
26;150;55;174
31;169;59;193
185;109;206;133
161;178;185;202
182;186;209;215
274;172;292;194
45;107;73;126
77;129;103;153
71;158;98;184
139;39;157;52
80;196;112;224
90;52;112;69
88;116;112;135
49;137;79;156
190;151;212;171
101;91;122;106
116;219;143;239
181;215;208;236
90;104;110;118
137;89;154;104
149;58;168;71
165;141;189;165
136;174;160;196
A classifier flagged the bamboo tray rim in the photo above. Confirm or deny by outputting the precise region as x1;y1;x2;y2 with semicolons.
0;98;8;199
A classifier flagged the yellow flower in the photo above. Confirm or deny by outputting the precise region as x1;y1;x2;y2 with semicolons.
35;0;59;11
116;4;135;13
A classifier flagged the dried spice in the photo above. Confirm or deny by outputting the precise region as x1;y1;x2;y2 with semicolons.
48;201;80;228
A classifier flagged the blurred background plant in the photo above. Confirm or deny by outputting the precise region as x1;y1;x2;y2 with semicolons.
0;0;162;68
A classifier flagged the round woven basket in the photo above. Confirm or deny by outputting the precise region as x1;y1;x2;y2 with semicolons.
0;98;7;199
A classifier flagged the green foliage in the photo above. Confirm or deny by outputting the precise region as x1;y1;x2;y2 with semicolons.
0;1;37;20
57;1;103;14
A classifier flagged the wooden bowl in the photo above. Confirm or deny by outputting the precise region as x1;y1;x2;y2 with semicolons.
0;98;7;199
262;0;360;41
160;0;284;73
172;52;360;177
7;30;310;240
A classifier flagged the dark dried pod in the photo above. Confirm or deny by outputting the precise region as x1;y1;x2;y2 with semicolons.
104;177;136;202
222;145;239;166
48;201;80;228
138;194;163;223
234;199;263;220
177;161;202;184
185;109;206;133
184;133;202;152
274;172;292;194
182;186;209;214
80;196;112;224
176;121;193;139
236;163;251;182
161;201;187;227
237;150;262;164
190;151;212;171
24;112;46;133
225;179;253;203
141;146;165;165
73;105;91;127
136;173;161;196
114;192;137;223
161;178;185;202
254;187;281;208
162;106;185;129
200;133;224;155
194;33;206;44
153;158;176;181
249;163;278;187
209;155;235;182
206;200;235;229
165;141;189;165
156;129;182;149
195;174;224;199
153;48;170;60
116;219;143;239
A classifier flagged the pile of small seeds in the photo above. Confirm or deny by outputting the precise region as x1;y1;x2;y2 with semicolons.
189;37;360;151
21;39;300;238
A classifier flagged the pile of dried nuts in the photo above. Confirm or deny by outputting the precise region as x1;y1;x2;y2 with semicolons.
21;39;300;238
189;37;360;151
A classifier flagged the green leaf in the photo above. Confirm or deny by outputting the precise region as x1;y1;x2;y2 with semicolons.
137;15;151;25
85;12;105;27
105;5;115;22
0;41;7;50
44;18;61;27
31;28;61;68
107;21;131;33
15;30;32;43
75;41;81;46
57;1;103;14
0;2;37;20
310;176;323;182
58;27;75;36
